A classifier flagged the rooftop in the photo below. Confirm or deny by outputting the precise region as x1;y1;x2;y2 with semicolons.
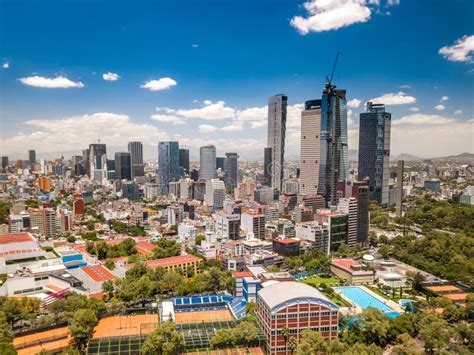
258;282;336;311
0;233;35;245
126;254;201;270
81;265;116;282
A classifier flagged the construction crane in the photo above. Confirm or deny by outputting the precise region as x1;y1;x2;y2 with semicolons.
326;52;340;88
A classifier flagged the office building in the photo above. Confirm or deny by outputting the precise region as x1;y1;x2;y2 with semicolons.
1;156;8;169
205;179;226;209
358;102;391;207
337;197;358;247
330;259;375;286
28;150;36;166
216;157;225;170
241;213;265;240
114;152;132;180
266;94;287;192
295;221;330;254
128;141;144;178
122;181;140;200
263;147;272;187
395;160;404;216
88;143;107;181
158;141;180;195
224;152;239;189
358;102;392;207
300;99;321;197
178;148;190;175
257;282;338;355
215;213;241;240
318;84;348;206
199;145;217;180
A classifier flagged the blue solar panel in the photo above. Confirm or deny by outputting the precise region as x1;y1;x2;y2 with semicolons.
183;298;190;304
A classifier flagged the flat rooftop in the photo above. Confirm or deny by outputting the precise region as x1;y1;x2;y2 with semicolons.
0;233;34;245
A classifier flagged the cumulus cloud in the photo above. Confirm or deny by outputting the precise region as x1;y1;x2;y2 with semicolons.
399;84;412;89
440;95;449;102
199;124;218;133
102;72;120;81
150;114;186;125
393;113;456;126
0;113;169;155
369;91;416;105
439;35;474;63
434;104;445;111
290;0;399;34
140;77;177;91
347;98;361;108
2;62;9;69
409;107;420;112
18;75;84;89
454;109;463;115
192;44;199;48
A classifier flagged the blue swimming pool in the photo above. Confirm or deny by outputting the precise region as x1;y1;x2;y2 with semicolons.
334;286;392;312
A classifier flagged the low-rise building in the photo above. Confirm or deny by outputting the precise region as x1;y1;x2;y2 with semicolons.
330;258;374;285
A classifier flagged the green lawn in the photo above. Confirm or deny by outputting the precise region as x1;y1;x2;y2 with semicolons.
300;275;342;288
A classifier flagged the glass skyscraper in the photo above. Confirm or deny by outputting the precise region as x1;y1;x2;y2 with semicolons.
158;141;180;194
199;145;217;180
318;85;349;206
179;148;190;175
127;141;144;178
224;152;239;189
115;152;132;180
358;102;391;207
267;94;287;193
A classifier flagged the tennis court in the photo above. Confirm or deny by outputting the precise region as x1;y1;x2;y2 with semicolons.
186;347;265;354
14;326;70;354
93;314;159;339
175;309;234;324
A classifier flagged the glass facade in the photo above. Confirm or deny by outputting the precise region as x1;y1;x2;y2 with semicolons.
158;141;180;194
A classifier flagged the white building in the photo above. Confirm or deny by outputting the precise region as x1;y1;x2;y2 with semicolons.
241;213;265;240
295;221;330;254
205;179;226;209
215;213;240;240
337;197;357;247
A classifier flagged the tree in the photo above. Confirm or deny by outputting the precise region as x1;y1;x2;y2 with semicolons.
406;271;425;292
210;329;237;349
195;234;205;246
102;280;115;299
0;311;13;343
465;294;474;321
233;321;258;348
160;272;183;295
391;333;421;355
288;336;298;354
0;342;17;355
418;314;452;354
68;309;97;352
359;308;392;347
442;304;464;323
141;322;184;355
295;329;327;354
104;259;115;270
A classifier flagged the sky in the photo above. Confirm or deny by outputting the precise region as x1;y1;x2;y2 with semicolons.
0;0;473;160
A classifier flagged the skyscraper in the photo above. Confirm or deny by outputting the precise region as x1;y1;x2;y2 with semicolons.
179;148;190;175
128;141;144;179
199;145;217;180
115;152;132;180
158;141;180;194
224;152;239;189
1;156;8;169
28;150;36;166
318;84;349;206
358;102;391;207
267;94;287;193
216;157;225;171
300;99;321;197
88;143;107;181
263;147;272;187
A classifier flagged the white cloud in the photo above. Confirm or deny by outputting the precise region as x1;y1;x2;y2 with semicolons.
454;110;463;115
251;121;265;128
347;98;361;108
409;107;420;112
399;84;412;89
102;72;120;81
175;101;235;120
221;123;244;132
440;95;449;102
203;100;213;106
439;35;474;63
290;0;372;34
393;113;456;126
192;99;199;104
2;62;9;69
369;91;416;105
192;44;199;48
347;109;355;126
434;104;445;111
0;113;169;155
18;75;84;89
150;114;186;125
199;124;218;133
140;77;177;91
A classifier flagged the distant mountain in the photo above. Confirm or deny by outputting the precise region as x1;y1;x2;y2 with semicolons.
431;152;474;163
392;153;423;162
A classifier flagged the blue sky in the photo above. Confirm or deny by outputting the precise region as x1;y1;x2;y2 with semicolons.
1;0;473;160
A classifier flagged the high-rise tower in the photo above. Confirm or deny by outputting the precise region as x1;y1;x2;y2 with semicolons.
318;84;348;206
358;102;391;207
266;94;287;193
224;152;239;189
300;99;321;197
115;152;132;180
199;145;217;180
158;141;180;194
128;141;144;179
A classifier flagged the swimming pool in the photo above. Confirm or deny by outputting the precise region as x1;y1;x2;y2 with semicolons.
334;286;392;312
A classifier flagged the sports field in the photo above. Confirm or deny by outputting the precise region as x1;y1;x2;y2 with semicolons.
175;309;234;324
14;327;71;355
93;314;159;339
186;347;265;354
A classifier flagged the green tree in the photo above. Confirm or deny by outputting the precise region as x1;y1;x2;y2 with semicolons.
442;304;464;323
295;329;327;354
0;311;13;342
102;280;115;299
104;259;115;270
195;234;205;246
391;333;421;355
210;329;237;349
288;336;298;354
233;321;258;348
141;322;184;355
418;313;452;354
68;309;98;352
359;308;392;347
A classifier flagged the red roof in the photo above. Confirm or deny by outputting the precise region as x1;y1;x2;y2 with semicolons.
125;254;201;270
331;258;359;271
0;233;34;245
134;241;156;255
81;265;116;282
233;271;253;278
276;238;299;244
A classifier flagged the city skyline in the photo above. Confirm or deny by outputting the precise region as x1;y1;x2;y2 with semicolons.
1;0;473;160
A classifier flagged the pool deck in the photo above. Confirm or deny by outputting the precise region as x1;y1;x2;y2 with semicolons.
334;286;403;315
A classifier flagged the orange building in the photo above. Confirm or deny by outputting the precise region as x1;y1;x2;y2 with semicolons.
38;176;52;191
